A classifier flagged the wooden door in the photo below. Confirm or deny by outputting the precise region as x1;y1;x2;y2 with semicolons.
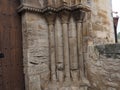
0;0;25;90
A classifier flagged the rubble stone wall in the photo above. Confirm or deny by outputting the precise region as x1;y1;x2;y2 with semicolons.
87;44;120;90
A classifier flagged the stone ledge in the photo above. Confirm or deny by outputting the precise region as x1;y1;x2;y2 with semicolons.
90;44;120;59
18;3;91;13
95;44;120;54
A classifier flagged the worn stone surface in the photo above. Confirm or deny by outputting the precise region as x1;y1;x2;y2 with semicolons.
22;12;50;90
22;10;90;90
20;0;118;90
87;44;120;90
21;0;88;8
90;0;115;44
20;0;115;45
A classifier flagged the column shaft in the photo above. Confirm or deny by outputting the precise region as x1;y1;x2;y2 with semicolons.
69;17;79;81
76;22;84;79
48;24;57;81
55;18;64;82
62;23;71;81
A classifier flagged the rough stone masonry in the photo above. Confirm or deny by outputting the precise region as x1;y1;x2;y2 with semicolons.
18;0;120;90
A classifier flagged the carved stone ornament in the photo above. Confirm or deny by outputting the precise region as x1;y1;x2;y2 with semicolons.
18;2;91;13
44;11;56;24
72;10;86;22
59;10;71;24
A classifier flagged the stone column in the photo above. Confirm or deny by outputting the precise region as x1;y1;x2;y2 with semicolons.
59;11;71;82
82;13;90;78
69;17;79;82
45;12;57;82
55;17;64;82
73;10;89;87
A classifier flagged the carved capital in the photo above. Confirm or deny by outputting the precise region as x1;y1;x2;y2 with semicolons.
44;11;56;25
72;10;86;23
59;10;71;24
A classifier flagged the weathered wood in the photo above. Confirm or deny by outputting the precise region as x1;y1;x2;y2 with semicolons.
0;0;25;90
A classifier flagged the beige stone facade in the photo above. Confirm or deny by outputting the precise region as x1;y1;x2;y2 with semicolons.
90;0;115;44
18;0;119;90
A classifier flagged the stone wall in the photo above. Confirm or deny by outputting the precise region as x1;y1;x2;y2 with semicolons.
20;0;88;8
90;0;115;44
87;44;120;90
22;12;49;90
19;0;118;90
19;0;115;45
22;10;90;90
